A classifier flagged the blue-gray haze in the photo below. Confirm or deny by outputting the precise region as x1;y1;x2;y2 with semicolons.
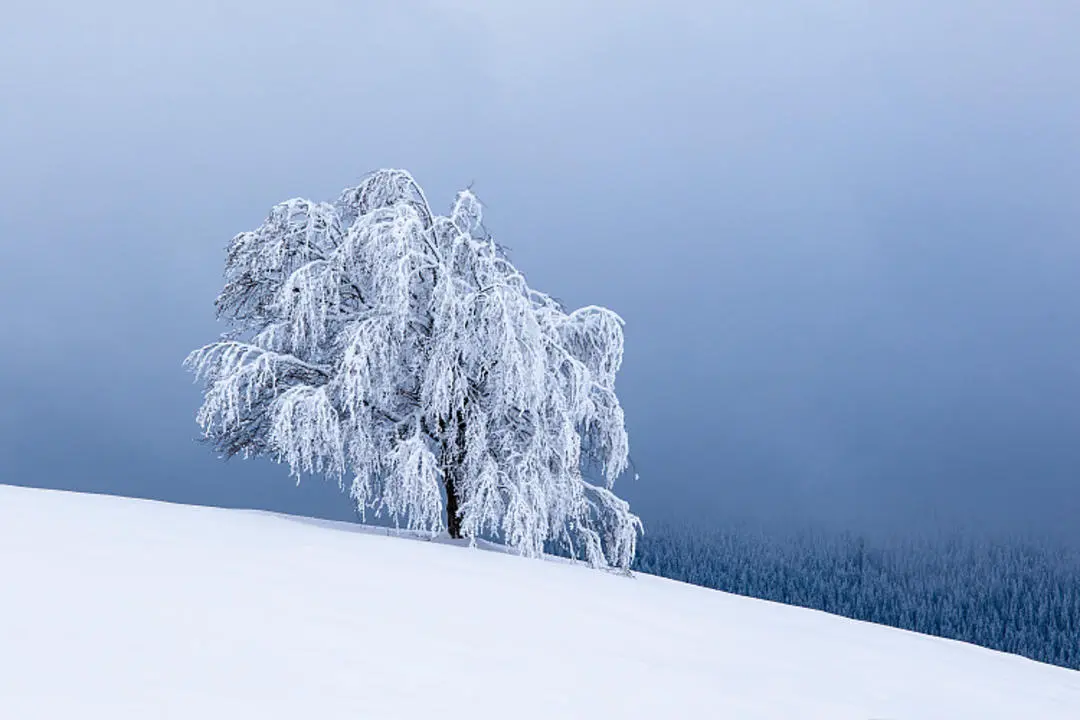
2;1;1078;540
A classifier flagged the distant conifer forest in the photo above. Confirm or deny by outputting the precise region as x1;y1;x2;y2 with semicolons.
631;524;1080;670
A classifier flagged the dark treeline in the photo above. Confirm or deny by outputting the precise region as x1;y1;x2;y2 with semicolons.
631;524;1080;670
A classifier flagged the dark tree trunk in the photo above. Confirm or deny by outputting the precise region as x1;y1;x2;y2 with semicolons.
445;464;463;539
442;410;467;539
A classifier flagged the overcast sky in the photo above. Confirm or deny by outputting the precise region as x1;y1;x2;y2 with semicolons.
2;1;1078;539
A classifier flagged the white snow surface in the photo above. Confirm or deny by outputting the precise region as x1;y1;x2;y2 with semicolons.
2;484;1078;719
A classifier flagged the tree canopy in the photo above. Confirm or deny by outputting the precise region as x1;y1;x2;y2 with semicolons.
187;169;640;568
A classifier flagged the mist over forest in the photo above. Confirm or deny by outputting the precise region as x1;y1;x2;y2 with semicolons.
2;3;1078;548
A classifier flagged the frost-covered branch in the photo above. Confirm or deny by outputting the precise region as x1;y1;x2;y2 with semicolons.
187;169;640;568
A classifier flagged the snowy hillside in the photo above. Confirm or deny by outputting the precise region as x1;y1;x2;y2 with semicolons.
2;484;1078;719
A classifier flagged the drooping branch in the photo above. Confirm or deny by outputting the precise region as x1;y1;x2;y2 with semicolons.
188;169;640;568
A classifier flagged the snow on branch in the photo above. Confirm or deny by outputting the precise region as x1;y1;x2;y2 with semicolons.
187;169;641;568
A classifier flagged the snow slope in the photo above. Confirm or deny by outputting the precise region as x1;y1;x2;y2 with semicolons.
2;484;1078;719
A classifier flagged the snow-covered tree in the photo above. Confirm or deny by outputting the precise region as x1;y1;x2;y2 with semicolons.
186;169;640;568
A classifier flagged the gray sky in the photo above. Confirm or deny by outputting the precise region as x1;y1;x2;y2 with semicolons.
2;1;1078;538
